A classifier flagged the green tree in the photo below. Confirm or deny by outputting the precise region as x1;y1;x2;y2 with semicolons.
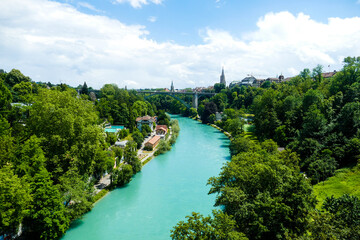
13;135;46;178
59;168;93;220
157;110;170;126
212;93;227;112
4;69;31;88
133;100;150;117
124;141;141;173
229;136;259;156
274;125;287;146
0;79;12;112
307;150;338;184
106;132;117;145
12;81;32;102
27;89;108;178
253;89;280;139
112;146;123;165
323;195;360;234
214;83;225;93
100;83;117;97
23;168;69;239
0;164;31;236
208;113;216;124
0;116;14;166
111;164;133;186
343;137;360;166
301;104;327;139
226;118;245;136
197;104;205;119
189;107;198;118
132;129;144;149
118;128;129;139
142;124;151;137
302;89;324;113
312;64;324;83
154;140;171;156
260;80;271;88
300;68;311;81
337;101;360;138
329;57;360;96
28;89;98;144
71;125;113;178
288;138;322;161
309;194;360;239
307;210;341;240
171;210;247;240
222;108;238;120
202;102;217;124
80;81;89;95
208;150;316;239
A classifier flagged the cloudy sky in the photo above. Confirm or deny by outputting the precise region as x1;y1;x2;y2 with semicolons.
1;0;360;89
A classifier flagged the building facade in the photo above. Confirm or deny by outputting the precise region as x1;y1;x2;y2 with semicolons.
145;135;161;149
136;116;156;131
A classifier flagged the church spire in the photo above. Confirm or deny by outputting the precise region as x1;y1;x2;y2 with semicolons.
170;81;174;92
220;67;226;86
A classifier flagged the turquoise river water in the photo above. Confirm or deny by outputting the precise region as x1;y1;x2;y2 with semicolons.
62;115;230;240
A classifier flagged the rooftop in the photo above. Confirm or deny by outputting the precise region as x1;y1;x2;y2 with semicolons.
147;135;161;145
322;71;337;78
136;115;156;122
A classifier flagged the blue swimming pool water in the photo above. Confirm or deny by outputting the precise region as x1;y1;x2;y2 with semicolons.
104;125;124;133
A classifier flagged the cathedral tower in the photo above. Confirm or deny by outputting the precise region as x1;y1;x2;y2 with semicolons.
170;81;174;92
220;67;226;86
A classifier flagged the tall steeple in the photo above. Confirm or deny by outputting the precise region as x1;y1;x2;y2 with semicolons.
220;67;226;86
170;81;174;92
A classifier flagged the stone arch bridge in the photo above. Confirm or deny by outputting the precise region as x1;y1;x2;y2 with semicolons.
137;91;216;109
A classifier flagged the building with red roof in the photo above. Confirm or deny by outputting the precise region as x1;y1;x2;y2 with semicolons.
145;135;161;149
156;125;168;135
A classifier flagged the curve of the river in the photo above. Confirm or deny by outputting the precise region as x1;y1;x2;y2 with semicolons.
62;115;230;240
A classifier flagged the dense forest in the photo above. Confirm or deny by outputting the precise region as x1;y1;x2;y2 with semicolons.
171;57;360;239
0;70;165;239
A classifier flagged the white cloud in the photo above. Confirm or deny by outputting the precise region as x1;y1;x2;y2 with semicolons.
112;0;163;8
1;1;360;89
148;16;157;22
78;2;103;13
215;0;224;8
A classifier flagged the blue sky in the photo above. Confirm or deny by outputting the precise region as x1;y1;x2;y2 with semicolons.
69;0;360;45
1;0;360;89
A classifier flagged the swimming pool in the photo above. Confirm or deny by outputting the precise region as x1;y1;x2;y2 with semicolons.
104;125;124;133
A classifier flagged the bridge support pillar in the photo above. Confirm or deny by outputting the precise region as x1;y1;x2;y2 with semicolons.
192;92;198;109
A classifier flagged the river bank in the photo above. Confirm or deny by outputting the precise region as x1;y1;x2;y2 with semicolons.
62;115;230;240
92;118;179;202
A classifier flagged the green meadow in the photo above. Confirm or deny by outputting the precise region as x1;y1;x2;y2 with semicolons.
313;164;360;208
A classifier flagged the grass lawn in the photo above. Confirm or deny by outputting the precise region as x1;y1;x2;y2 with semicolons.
243;124;257;141
313;164;360;208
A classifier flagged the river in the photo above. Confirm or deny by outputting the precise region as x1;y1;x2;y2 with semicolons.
62;115;230;240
